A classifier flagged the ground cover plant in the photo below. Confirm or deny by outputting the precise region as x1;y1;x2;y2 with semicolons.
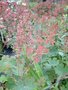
0;0;68;90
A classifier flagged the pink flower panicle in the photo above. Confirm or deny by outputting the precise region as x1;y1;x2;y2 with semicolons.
0;1;67;63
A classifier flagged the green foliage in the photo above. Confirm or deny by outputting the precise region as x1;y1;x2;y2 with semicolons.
29;2;38;8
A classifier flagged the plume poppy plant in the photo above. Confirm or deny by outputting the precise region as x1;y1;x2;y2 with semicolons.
0;1;68;90
0;0;66;63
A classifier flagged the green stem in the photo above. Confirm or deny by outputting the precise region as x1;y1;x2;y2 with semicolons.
24;56;40;81
33;62;43;78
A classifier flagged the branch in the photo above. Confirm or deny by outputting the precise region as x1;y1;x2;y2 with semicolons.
44;73;68;90
55;73;68;87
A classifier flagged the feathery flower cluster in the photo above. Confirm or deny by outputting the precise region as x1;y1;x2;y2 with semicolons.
0;0;67;63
